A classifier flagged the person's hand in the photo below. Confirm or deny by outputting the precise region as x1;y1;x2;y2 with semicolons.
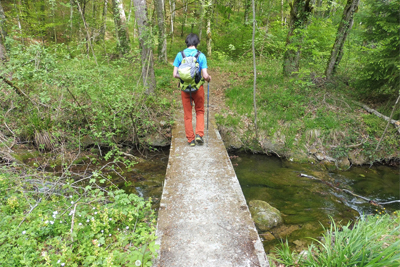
206;76;211;82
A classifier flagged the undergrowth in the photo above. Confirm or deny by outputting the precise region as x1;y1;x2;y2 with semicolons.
270;213;400;267
0;164;158;266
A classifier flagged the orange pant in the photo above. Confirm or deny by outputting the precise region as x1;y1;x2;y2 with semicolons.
181;85;205;143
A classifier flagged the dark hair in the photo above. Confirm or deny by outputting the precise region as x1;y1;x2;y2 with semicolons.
185;33;200;47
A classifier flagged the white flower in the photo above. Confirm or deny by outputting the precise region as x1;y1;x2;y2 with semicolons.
97;244;101;247
45;221;49;224
94;212;97;215
60;221;63;223
109;234;111;237
22;231;26;235
57;260;60;263
78;214;81;217
109;218;112;221
101;230;104;233
126;226;129;230
53;211;58;215
52;215;57;218
69;195;72;198
92;207;96;210
79;223;82;226
50;221;54;224
117;228;120;231
71;201;74;204
61;263;65;266
135;260;141;266
91;217;94;221
86;219;89;222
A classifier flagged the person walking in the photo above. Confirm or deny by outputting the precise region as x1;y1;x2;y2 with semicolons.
173;33;212;147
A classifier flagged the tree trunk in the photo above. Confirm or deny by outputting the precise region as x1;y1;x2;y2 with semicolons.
99;0;108;41
281;0;284;26
206;0;212;56
133;0;157;94
70;0;74;41
0;1;7;62
169;0;175;41
283;0;313;76
325;0;359;79
75;0;98;65
198;0;204;40
244;0;251;24
181;0;188;37
252;0;258;140
154;0;167;63
128;0;133;21
112;0;130;54
0;1;7;41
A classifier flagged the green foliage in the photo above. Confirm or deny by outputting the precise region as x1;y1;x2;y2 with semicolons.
272;214;400;266
0;41;174;151
0;168;158;266
355;0;400;97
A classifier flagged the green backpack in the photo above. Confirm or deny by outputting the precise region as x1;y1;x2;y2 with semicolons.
178;50;204;94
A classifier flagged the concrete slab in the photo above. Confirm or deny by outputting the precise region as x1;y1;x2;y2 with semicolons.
155;107;269;267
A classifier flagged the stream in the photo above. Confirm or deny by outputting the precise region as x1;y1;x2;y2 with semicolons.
15;147;399;254
230;152;400;252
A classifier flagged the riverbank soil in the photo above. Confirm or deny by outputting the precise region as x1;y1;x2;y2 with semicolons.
209;58;400;167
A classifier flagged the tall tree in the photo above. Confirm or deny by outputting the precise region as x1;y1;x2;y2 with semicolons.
112;0;130;54
198;0;204;40
133;0;157;94
325;0;359;79
244;0;251;24
154;0;167;63
205;0;212;56
252;0;258;140
0;1;7;61
168;0;175;42
283;0;313;75
99;0;108;41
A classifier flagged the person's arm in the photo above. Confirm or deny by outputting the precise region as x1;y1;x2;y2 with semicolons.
202;68;211;82
173;66;180;79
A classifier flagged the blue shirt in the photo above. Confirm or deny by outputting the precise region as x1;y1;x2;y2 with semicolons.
173;48;208;77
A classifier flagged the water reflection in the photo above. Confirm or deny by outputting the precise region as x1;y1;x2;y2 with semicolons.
230;152;399;253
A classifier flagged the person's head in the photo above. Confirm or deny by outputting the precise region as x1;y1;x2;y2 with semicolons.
185;33;200;48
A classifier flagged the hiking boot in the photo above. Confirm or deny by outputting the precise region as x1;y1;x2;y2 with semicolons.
189;140;196;147
195;134;204;145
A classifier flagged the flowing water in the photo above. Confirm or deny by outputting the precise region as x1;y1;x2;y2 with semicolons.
230;152;400;252
16;147;399;254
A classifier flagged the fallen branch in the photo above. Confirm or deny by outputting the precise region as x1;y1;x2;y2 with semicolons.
353;100;400;134
300;173;399;206
18;198;42;227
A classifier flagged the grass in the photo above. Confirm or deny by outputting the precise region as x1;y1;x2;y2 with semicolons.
270;213;400;267
213;56;400;164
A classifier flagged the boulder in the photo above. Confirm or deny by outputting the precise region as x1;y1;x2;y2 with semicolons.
249;200;283;231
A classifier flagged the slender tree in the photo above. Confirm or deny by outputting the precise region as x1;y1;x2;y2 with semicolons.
283;0;313;75
251;0;258;140
0;1;7;61
168;0;175;42
198;0;204;40
133;0;157;94
325;0;360;79
154;0;167;63
112;0;130;54
99;0;108;41
205;0;212;56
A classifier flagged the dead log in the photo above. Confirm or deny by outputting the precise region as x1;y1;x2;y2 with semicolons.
300;173;399;206
353;101;400;134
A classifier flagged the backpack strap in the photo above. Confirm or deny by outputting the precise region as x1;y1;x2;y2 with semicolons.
181;51;186;59
194;50;201;60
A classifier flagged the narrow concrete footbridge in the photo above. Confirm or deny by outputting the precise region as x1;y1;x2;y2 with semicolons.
155;108;269;266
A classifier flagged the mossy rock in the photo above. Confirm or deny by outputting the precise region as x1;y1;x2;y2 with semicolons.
249;200;283;231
